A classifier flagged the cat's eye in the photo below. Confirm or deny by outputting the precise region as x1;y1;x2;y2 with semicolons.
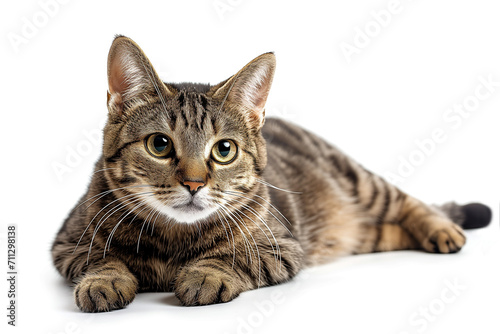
211;139;237;164
145;133;173;158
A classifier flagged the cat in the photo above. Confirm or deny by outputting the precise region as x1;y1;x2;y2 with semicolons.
52;35;492;312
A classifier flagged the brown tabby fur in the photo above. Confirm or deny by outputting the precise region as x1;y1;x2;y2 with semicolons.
52;36;486;312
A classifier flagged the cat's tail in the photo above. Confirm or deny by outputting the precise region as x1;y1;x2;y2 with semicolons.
438;202;492;229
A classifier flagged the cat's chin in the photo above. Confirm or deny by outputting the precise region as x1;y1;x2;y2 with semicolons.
143;197;217;224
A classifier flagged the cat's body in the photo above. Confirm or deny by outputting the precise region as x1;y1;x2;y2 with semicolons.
52;36;492;312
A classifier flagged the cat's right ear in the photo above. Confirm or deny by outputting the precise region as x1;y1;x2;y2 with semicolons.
107;36;174;116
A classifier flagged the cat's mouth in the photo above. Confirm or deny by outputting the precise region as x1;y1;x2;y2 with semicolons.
172;202;205;212
144;194;217;224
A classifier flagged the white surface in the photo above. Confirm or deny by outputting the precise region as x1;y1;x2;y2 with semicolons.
1;0;499;333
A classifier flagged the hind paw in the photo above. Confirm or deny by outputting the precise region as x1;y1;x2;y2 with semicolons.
422;225;466;254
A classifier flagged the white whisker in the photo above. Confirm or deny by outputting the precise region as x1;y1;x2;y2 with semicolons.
219;204;262;287
71;185;155;215
104;196;153;256
255;178;302;194
225;190;293;236
74;190;154;256
137;197;163;253
225;199;282;271
87;192;154;262
215;209;236;268
218;205;252;265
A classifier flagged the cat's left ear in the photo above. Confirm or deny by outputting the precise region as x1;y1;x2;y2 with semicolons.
209;52;276;129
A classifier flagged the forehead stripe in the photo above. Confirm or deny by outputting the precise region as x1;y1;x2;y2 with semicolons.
105;140;140;163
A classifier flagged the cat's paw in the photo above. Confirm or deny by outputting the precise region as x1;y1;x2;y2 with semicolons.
174;266;240;306
422;224;466;254
74;274;137;312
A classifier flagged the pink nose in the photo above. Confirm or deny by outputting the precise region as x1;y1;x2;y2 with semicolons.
183;180;205;193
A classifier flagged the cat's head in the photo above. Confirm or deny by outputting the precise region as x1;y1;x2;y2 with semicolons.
102;36;275;224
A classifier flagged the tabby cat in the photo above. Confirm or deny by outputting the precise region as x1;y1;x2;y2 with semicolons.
52;36;492;312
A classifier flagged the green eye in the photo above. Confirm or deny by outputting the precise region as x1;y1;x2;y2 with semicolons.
211;139;237;164
145;134;173;158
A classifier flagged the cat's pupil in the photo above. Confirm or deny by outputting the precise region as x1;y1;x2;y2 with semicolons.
154;135;169;152
218;141;231;157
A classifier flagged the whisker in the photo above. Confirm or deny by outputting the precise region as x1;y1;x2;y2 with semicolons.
218;204;261;286
225;199;282;271
137;198;163;253
145;202;159;234
104;196;153;256
92;167;117;175
71;184;155;215
255;178;302;194
229;208;262;287
128;199;153;227
218;204;252;265
74;190;154;255
87;192;154;262
150;203;165;236
215;209;235;268
225;201;280;273
225;190;293;236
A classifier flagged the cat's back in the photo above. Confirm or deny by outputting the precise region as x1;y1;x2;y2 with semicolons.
263;117;309;155
262;117;363;197
261;117;350;210
262;117;341;164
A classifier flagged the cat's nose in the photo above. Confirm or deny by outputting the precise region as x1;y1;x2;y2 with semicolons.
182;180;205;195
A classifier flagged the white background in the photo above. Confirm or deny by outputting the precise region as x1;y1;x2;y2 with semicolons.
1;0;499;333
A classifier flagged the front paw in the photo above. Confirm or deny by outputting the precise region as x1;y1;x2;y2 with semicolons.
174;266;240;306
75;274;137;312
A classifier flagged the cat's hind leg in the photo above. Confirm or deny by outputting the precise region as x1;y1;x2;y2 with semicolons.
380;196;491;254
355;198;466;254
355;194;491;254
355;222;420;254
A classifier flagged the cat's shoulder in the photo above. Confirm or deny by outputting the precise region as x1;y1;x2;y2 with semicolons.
262;117;313;140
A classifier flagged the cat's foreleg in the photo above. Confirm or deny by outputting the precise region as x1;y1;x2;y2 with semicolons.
74;261;138;313
72;257;138;312
174;239;303;306
53;236;138;312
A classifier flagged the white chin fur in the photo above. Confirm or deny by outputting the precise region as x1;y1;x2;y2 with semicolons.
143;192;217;224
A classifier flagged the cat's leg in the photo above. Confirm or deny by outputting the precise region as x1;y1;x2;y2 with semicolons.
174;238;302;306
174;256;254;306
52;242;138;312
356;200;465;254
395;195;466;254
73;258;138;312
348;167;467;254
357;194;466;254
356;222;420;254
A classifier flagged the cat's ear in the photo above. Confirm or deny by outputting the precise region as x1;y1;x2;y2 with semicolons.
107;35;174;115
209;52;276;128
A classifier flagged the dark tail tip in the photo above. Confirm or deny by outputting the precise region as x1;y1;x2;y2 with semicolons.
460;203;492;229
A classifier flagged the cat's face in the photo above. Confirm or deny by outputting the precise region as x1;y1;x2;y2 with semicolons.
101;36;275;224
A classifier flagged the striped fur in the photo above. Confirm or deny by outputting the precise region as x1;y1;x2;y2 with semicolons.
52;36;491;312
